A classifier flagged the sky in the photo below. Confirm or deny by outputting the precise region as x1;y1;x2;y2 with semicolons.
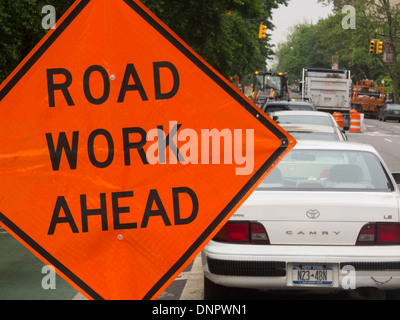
269;0;334;49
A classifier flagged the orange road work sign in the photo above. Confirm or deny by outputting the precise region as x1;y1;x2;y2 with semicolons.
0;0;295;300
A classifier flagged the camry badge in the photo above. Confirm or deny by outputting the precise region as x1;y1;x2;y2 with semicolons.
306;209;320;219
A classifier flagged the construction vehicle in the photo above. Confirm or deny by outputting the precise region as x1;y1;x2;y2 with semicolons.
250;71;289;106
302;68;352;129
351;80;385;118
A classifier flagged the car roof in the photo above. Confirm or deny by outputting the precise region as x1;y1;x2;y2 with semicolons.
280;124;336;133
271;110;330;117
293;140;378;153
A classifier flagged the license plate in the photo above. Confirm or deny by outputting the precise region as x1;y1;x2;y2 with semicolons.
292;264;333;285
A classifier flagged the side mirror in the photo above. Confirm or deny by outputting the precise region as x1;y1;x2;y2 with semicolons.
392;173;400;184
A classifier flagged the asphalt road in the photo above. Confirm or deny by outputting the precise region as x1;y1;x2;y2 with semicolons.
347;118;400;172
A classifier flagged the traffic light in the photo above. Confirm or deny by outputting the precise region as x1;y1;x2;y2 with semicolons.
258;24;267;39
376;40;384;54
369;39;376;54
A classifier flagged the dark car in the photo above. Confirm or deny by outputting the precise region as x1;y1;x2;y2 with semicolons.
379;104;400;122
261;101;317;114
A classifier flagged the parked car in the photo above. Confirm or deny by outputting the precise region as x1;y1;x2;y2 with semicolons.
280;124;347;141
262;101;316;114
379;104;400;122
202;140;400;300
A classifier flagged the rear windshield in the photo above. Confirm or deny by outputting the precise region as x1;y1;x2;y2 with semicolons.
288;132;340;141
264;104;314;112
258;149;393;192
387;104;400;111
272;114;334;126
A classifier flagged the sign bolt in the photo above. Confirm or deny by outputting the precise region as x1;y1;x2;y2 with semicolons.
118;234;123;240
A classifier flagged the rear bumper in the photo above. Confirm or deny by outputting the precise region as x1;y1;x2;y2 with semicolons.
384;115;400;121
202;242;400;292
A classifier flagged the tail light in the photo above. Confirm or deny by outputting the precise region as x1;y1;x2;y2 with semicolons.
213;221;270;245
377;224;400;245
356;223;400;246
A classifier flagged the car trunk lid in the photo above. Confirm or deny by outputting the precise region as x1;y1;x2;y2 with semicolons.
233;191;399;246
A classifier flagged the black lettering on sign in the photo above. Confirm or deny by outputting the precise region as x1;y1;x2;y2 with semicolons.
83;65;110;105
118;63;148;102
45;131;79;171
112;191;137;230
153;61;180;100
140;189;171;228
47;68;75;107
46;61;179;106
87;129;114;168
45;127;152;172
80;193;108;233
173;187;198;225
47;187;199;235
122;127;149;165
48;196;79;235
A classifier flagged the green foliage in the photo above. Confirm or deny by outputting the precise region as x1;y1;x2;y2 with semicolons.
0;0;287;84
275;23;320;79
0;0;74;83
316;0;400;102
141;0;288;78
275;4;397;83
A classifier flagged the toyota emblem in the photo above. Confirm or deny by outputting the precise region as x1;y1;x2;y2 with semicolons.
306;209;320;219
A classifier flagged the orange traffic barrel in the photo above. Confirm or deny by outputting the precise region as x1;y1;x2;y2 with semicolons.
333;112;343;129
350;111;361;133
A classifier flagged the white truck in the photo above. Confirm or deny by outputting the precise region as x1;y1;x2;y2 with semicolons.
302;68;352;129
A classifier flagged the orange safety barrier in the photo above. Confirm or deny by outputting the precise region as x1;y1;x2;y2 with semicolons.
333;112;343;129
350;110;361;133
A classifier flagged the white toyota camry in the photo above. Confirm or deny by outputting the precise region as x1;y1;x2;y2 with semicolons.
202;140;400;300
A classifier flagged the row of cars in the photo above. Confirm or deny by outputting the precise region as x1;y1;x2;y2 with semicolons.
202;100;400;300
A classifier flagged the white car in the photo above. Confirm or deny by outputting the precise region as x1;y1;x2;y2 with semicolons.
280;124;347;141
202;141;400;300
270;110;340;128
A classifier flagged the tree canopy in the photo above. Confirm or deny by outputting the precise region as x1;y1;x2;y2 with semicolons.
275;0;400;101
0;0;288;83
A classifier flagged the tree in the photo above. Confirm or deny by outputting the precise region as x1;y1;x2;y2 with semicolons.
319;0;400;102
275;23;322;78
141;0;289;78
0;0;75;83
274;2;396;97
0;0;288;84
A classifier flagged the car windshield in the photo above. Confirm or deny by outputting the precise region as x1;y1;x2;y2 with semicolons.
254;75;282;96
265;75;282;96
272;114;334;126
258;149;393;192
288;132;340;141
387;104;400;111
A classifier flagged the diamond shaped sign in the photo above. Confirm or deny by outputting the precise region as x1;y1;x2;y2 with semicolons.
0;0;295;299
